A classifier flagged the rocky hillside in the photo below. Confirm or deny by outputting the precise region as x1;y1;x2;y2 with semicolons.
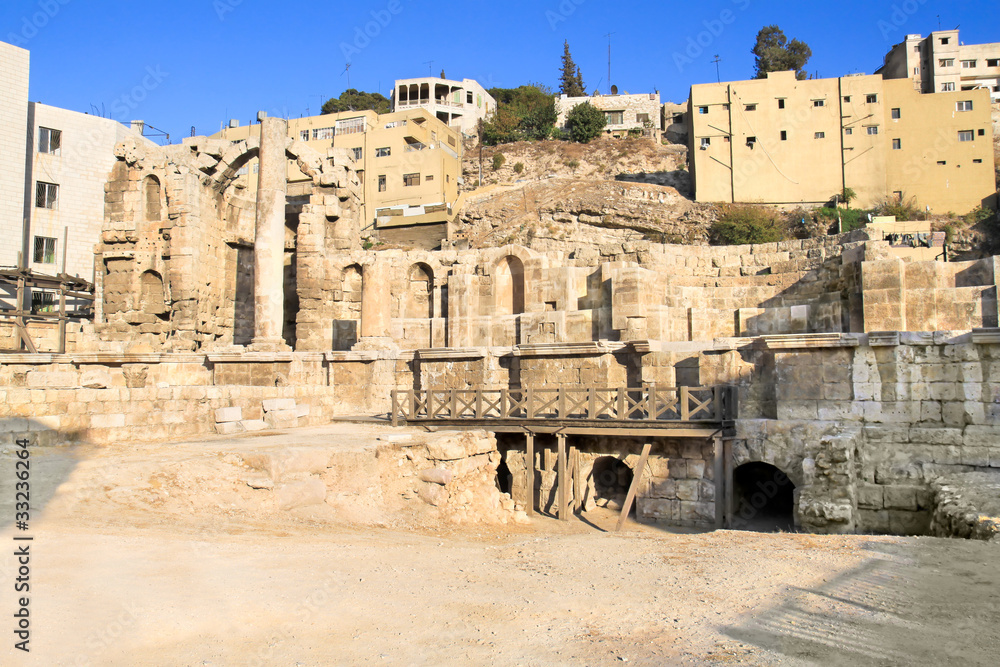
454;137;722;251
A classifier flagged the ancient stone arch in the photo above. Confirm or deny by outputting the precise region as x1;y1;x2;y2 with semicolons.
404;263;434;320
494;255;525;316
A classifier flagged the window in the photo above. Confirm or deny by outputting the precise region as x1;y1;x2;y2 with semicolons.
892;138;901;150
913;67;920;75
723;136;730;142
940;37;949;45
746;136;756;148
845;127;853;135
814;131;825;139
605;111;624;125
425;174;434;182
956;100;973;111
988;58;1000;67
939;58;955;67
38;127;61;155
961;60;977;69
375;147;390;157
958;130;974;142
312;127;334;140
722;104;730;110
384;120;407;129
780;130;787;141
31;291;54;313
35;181;58;209
299;130;309;141
813;99;825;107
33;236;56;264
700;137;711;149
336;117;365;135
403;173;420;186
893;191;903;200
891;108;900;119
913;45;920;52
350;147;362;161
941;82;955;92
636;113;649;124
843;95;851;103
937;160;947;165
866;94;877;103
866;126;879;135
467;91;473;104
378;175;386;192
777;98;785;109
698;106;708;114
974;159;983;164
978;129;986;136
745;104;756;111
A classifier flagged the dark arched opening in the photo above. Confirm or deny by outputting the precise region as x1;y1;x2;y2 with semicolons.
592;456;634;513
496;457;512;495
732;462;796;532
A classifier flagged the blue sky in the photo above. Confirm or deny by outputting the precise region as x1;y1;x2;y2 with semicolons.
3;0;997;142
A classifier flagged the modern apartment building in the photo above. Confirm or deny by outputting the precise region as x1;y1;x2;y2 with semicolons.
877;30;1000;101
0;41;30;272
213;107;463;229
688;70;995;213
390;76;496;136
1;40;151;313
556;92;661;140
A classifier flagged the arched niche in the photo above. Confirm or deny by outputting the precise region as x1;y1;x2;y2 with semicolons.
405;263;434;320
495;255;525;316
144;175;161;222
139;270;167;318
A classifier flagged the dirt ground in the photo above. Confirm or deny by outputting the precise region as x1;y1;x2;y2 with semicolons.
2;424;998;666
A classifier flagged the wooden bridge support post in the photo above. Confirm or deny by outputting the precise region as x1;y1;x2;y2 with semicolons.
557;433;568;521
723;438;734;529
616;442;652;532
713;435;724;529
525;433;535;517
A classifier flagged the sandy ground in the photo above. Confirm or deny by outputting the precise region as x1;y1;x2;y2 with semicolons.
1;424;998;666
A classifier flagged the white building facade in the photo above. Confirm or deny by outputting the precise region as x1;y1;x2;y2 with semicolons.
391;76;496;136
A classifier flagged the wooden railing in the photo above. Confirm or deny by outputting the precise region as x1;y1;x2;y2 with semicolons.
390;386;737;427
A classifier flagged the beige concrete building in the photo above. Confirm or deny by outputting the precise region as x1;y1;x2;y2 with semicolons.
213;108;463;230
877;31;1000;101
0;41;30;271
556;92;661;140
391;76;496;136
688;70;995;212
27;105;150;282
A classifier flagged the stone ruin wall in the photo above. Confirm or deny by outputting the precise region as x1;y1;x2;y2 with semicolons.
2;130;1000;538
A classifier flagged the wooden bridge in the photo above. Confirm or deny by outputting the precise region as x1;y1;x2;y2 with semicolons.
390;384;738;530
390;385;737;437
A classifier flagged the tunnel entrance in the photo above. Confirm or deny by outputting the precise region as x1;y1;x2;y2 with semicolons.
732;462;796;532
592;456;634;513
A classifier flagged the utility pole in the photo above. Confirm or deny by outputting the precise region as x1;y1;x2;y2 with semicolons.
712;55;722;83
604;32;615;94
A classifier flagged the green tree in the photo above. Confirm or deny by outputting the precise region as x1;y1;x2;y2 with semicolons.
482;84;557;144
559;41;585;97
751;26;812;80
565;102;606;143
321;89;391;114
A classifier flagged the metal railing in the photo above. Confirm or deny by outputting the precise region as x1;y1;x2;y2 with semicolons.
390;385;736;426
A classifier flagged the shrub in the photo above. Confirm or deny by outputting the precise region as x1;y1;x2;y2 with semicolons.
710;204;789;245
513;162;524;175
565;102;606;143
492;152;506;171
963;206;994;225
875;194;926;221
565;158;580;172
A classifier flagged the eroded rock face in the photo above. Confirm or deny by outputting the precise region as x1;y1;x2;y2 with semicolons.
929;472;1000;541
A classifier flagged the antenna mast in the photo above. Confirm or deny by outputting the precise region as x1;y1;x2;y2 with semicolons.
712;55;722;83
604;32;615;94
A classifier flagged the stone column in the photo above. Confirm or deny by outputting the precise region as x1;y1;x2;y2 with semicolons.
251;115;289;350
353;258;396;351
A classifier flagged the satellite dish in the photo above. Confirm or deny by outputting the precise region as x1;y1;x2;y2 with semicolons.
611;84;619;95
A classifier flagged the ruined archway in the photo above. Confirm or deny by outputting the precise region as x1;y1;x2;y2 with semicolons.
143;175;161;222
138;270;167;318
732;462;796;532
591;456;634;513
495;255;525;316
404;263;434;320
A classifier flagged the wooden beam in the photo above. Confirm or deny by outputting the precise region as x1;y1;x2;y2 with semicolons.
723;438;734;529
572;446;583;513
615;442;652;533
557;433;568;521
525;433;535;517
713;435;724;529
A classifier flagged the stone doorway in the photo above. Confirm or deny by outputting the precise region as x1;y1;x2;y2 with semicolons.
591;456;634;513
732;462;796;532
